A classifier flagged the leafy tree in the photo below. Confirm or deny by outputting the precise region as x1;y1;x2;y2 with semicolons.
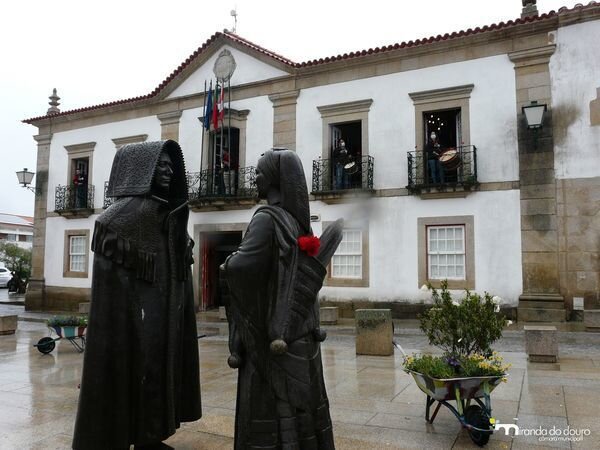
0;242;32;280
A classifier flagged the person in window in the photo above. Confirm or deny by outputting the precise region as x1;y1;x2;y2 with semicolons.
222;148;233;195
333;139;350;190
73;140;201;450
73;168;87;208
426;132;445;184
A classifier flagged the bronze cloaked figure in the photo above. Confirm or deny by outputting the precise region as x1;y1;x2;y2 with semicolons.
222;149;343;449
73;140;201;450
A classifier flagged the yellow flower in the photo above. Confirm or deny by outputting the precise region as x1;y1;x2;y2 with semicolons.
501;377;508;383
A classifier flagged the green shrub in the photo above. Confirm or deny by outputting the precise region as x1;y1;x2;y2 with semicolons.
419;281;507;358
403;280;510;379
404;353;510;379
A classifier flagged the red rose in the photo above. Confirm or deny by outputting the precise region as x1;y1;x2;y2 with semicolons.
297;235;320;257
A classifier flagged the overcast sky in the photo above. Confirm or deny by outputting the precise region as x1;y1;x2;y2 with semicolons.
0;0;575;216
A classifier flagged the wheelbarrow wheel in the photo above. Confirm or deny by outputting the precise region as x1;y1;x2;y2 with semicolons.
37;337;56;354
465;405;490;447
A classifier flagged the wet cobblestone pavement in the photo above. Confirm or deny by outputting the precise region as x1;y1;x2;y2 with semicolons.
1;315;600;449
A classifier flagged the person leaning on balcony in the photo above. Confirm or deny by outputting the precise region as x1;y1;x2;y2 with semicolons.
222;147;233;195
73;168;87;208
333;139;350;190
426;132;445;184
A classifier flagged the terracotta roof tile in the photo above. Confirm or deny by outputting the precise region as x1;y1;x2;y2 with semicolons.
23;2;599;124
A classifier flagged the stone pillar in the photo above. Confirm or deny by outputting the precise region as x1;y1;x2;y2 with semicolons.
25;133;52;311
509;45;566;322
158;111;183;141
268;90;299;149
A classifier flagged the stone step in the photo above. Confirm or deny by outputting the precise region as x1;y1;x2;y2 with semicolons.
519;300;566;310
518;307;566;322
519;294;565;303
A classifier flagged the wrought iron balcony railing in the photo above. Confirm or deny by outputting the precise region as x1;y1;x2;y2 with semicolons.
55;184;95;212
407;145;478;191
312;155;374;194
187;166;257;200
103;181;114;209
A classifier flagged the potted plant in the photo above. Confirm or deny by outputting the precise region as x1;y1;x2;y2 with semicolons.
402;281;511;447
46;315;88;339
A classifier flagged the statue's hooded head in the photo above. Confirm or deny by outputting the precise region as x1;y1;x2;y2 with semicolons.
106;140;188;202
256;148;310;234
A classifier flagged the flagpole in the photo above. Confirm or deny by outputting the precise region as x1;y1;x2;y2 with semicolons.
219;81;225;195
227;78;232;195
210;79;219;193
200;79;207;175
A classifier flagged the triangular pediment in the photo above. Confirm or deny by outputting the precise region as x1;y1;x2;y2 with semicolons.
163;34;295;100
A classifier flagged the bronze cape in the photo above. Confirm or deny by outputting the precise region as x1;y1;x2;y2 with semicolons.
222;149;338;450
72;140;201;449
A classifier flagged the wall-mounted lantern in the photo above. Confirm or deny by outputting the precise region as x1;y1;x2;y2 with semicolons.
16;168;41;195
522;101;547;129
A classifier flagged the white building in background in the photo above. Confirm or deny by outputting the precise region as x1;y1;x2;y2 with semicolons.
23;2;600;321
0;214;33;250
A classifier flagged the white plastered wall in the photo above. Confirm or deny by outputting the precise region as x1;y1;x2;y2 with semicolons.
315;189;523;305
296;55;519;189
47;116;162;211
551;20;600;179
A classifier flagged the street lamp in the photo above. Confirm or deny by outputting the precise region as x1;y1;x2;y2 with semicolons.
522;101;547;129
16;168;41;195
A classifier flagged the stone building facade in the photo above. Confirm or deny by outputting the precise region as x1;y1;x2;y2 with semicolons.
23;3;600;320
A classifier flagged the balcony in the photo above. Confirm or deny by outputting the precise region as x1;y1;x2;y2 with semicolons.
187;167;258;211
54;184;95;218
407;145;478;197
311;155;375;203
103;181;114;209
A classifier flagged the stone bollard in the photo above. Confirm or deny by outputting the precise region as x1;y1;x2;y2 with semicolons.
0;315;18;336
320;307;339;325
524;325;558;362
219;306;227;321
584;310;600;332
355;309;393;356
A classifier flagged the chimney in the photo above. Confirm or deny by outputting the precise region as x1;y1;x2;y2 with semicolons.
47;88;61;115
521;0;539;19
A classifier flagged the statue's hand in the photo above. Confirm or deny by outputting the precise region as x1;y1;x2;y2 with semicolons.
269;339;288;355
227;353;243;369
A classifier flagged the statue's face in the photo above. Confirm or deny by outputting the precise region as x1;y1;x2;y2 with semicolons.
255;165;269;199
153;151;173;192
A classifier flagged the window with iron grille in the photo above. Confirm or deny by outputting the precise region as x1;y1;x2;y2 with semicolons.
427;225;466;280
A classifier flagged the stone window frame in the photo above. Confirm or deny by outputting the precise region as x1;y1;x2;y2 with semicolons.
111;134;148;150
323;219;369;287
317;99;373;160
198;109;250;170
63;229;90;278
64;142;96;187
408;84;474;151
418;215;475;290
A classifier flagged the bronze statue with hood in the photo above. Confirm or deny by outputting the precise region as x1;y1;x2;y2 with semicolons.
73;140;201;450
222;148;343;449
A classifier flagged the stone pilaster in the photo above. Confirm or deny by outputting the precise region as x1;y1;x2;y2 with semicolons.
509;44;566;321
268;90;299;149
25;133;52;311
157;111;183;141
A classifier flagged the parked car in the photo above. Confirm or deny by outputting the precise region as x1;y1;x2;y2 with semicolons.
0;267;11;288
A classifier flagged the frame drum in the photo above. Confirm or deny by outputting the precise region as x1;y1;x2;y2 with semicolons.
439;148;461;170
344;161;358;174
